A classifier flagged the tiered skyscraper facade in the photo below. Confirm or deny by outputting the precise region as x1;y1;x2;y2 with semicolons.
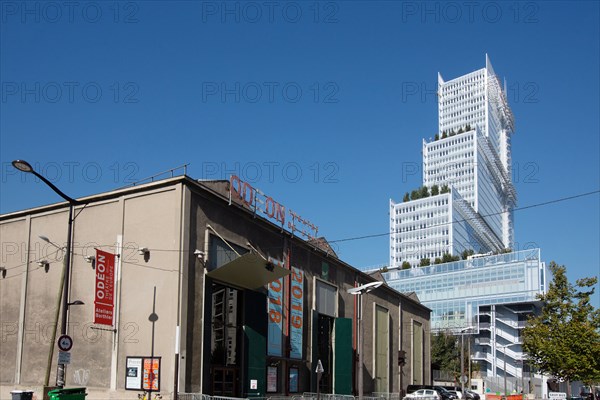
391;55;516;268
383;56;548;390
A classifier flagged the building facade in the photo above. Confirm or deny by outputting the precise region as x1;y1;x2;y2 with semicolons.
385;56;548;394
1;175;431;399
390;55;516;269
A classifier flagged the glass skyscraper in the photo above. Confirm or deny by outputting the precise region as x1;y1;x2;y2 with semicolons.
384;56;548;386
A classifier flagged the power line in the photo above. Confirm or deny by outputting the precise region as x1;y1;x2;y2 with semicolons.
329;189;600;244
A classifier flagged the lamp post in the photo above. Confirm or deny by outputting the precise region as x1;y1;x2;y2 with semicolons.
347;281;383;400
12;159;82;388
498;343;519;396
459;327;474;394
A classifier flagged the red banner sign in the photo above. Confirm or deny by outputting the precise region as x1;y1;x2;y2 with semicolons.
94;249;116;326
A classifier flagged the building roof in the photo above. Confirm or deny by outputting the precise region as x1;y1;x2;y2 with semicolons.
0;174;431;312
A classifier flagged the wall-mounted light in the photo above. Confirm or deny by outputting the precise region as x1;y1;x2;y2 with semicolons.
84;255;96;269
38;260;50;273
0;267;6;279
194;249;205;260
139;247;150;262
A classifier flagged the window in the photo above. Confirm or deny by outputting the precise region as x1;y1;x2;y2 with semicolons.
375;305;389;392
316;279;337;317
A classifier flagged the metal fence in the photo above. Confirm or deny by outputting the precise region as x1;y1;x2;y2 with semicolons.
178;393;401;400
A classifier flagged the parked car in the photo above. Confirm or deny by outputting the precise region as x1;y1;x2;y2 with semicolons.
434;386;459;400
447;390;462;399
464;390;480;400
403;389;441;400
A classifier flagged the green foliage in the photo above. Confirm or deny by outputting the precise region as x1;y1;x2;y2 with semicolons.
461;249;475;260
403;192;410;202
442;131;447;139
465;124;471;131
420;185;430;198
401;261;411;270
431;184;439;196
435;133;439;141
440;184;450;194
522;262;600;391
442;252;460;263
434;257;442;265
411;190;420;201
431;331;460;378
420;258;431;267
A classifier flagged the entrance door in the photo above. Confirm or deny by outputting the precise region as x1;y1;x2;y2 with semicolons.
210;283;242;396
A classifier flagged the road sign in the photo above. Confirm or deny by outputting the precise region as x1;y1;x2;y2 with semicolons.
460;375;468;384
58;351;71;365
315;359;324;373
57;335;73;352
549;393;566;400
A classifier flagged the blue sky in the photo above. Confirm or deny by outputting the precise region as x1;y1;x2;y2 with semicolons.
1;1;599;307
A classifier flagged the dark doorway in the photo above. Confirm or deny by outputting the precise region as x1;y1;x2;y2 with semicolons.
210;282;242;396
317;314;334;394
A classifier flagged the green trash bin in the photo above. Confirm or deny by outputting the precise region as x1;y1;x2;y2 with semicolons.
47;387;87;400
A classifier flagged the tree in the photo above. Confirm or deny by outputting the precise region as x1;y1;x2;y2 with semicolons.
441;252;460;263
401;261;411;270
440;184;450;194
434;257;442;265
420;258;431;267
442;131;448;139
431;331;460;379
465;124;471;131
403;192;410;202
420;185;430;198
411;190;420;201
431;184;439;196
461;249;475;260
435;133;439;141
522;262;600;396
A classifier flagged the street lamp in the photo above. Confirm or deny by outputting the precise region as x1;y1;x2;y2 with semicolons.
347;281;383;400
459;327;474;394
12;159;83;388
498;343;519;396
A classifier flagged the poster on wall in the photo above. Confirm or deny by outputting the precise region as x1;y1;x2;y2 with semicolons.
143;357;161;391
126;357;161;391
125;357;142;390
267;275;284;356
289;368;299;392
289;267;304;359
94;249;116;326
267;366;278;393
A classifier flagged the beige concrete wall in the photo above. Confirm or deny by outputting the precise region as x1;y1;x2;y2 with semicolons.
0;216;29;385
1;182;185;399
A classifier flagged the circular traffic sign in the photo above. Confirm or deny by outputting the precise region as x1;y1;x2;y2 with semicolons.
57;334;73;352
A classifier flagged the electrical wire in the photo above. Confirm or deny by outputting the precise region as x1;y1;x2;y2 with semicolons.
329;189;600;244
